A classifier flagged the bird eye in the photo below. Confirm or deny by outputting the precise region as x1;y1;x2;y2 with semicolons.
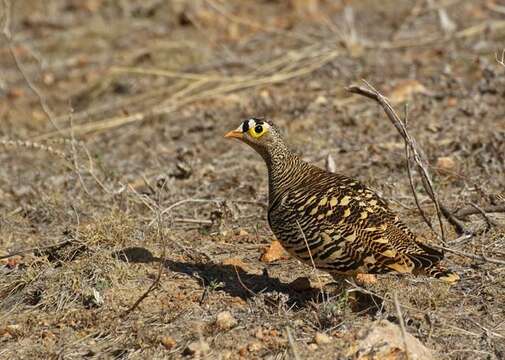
254;125;263;134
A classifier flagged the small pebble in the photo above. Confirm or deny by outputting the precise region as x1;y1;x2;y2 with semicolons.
248;341;262;352
315;332;332;345
160;336;176;350
184;340;209;356
436;156;456;172
215;311;237;330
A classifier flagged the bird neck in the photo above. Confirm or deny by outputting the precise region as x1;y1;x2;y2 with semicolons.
263;147;309;204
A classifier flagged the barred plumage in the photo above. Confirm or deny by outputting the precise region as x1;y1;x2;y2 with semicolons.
225;118;459;283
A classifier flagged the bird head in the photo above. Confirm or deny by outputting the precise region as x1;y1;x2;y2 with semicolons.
224;118;286;159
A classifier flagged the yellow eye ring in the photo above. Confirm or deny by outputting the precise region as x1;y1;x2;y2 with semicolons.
249;124;266;138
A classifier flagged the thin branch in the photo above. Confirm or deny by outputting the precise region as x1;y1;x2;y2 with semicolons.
152;198;221;226
1;0;62;134
440;204;467;235
468;202;498;230
497;49;505;67
232;265;257;298
394;292;410;360
122;211;166;317
454;205;505;219
347;82;457;239
231;265;280;307
173;218;213;225
0;239;74;260
70;113;97;202
1;0;11;38
285;327;302;360
296;220;323;290
431;243;505;266
405;140;435;233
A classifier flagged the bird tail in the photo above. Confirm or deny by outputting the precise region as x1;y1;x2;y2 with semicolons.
425;265;460;284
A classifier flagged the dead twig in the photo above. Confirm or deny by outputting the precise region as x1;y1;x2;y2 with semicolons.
173;218;213;225
468;202;498;231
296;220;324;291
405;135;435;233
122;210;166;317
152;198;221;227
454;205;505;219
465;317;505;339
488;3;505;16
1;0;62;135
232;266;279;307
431;243;505;266
347;82;459;239
285;327;302;360
439;205;467;235
0;139;69;163
232;265;257;298
394;292;410;360
0;239;75;260
38;47;340;139
496;49;505;67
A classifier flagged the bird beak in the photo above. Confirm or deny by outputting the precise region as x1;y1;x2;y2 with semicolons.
224;129;243;140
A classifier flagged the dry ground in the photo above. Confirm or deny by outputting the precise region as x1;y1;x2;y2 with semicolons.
1;0;504;359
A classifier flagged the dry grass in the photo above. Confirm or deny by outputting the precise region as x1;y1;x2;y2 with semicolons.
1;0;505;359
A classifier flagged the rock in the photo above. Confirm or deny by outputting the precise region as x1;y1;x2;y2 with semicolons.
348;320;434;360
238;229;249;236
314;332;332;345
0;324;22;338
388;80;431;103
325;154;336;173
260;240;289;263
436;156;456;173
215;311;237;330
6;87;25;99
308;343;319;351
355;274;378;285
254;328;264;339
221;350;233;359
248;341;262;352
260;90;273;107
184;340;210;357
314;95;328;105
160;336;176;350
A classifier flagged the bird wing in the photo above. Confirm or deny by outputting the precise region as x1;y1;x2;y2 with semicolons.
285;174;443;275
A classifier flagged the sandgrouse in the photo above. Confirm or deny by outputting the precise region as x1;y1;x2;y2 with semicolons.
225;118;459;283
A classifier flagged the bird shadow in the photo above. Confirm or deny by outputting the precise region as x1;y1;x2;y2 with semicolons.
112;246;382;312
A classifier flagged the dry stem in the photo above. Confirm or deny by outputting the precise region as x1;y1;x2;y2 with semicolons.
346;82;505;266
454;205;505;219
1;0;62;135
122;210;166;317
394;292;410;360
347;82;451;240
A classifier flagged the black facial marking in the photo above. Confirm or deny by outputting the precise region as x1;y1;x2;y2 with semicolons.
242;120;250;132
252;117;264;126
